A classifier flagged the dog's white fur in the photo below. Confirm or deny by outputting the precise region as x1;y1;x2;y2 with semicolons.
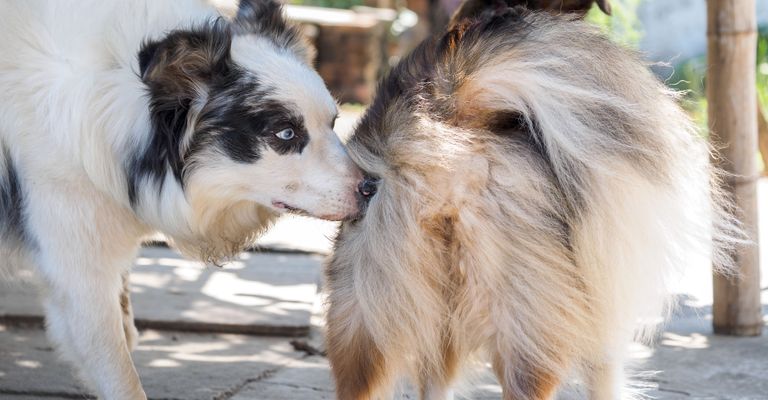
0;1;360;398
325;9;743;400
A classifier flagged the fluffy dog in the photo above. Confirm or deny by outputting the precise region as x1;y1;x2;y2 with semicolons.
325;5;742;400
0;0;363;398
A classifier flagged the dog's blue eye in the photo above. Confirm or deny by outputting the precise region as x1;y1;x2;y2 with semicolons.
275;128;295;140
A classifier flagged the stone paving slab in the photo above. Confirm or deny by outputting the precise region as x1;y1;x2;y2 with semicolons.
203;317;768;400
230;356;335;400
0;246;324;336
2;313;767;399
0;325;301;400
0;326;87;399
641;312;768;400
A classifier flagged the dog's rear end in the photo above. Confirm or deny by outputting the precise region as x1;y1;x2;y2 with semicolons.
325;5;741;400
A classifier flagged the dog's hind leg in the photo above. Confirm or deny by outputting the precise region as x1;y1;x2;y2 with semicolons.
120;271;139;352
586;338;629;400
587;360;624;400
418;336;460;400
491;352;563;400
28;185;147;400
325;299;395;400
420;379;455;400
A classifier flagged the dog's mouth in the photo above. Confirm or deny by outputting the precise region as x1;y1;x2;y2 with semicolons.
271;200;348;221
271;200;311;217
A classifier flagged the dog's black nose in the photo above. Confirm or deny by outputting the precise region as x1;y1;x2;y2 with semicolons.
357;178;378;198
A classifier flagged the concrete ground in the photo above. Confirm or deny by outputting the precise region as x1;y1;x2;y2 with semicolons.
1;242;766;400
1;108;767;399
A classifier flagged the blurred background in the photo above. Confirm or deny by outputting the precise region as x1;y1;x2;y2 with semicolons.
212;0;768;143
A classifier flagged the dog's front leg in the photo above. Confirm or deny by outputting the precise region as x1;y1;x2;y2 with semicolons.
120;271;139;352
27;187;147;400
41;278;146;400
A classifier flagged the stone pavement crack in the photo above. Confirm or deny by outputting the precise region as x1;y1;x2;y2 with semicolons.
261;381;331;393
0;388;96;399
289;339;326;357
212;366;284;400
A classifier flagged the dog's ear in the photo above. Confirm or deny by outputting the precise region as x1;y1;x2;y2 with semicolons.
233;0;285;34
233;0;314;63
137;19;234;183
139;19;233;96
448;0;611;27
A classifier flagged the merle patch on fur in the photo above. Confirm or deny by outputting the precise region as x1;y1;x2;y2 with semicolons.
351;8;598;216
356;7;532;144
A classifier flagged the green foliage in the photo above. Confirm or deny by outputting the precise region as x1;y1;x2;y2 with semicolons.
584;1;767;133
585;0;643;47
667;55;708;130
757;26;768;117
670;26;768;130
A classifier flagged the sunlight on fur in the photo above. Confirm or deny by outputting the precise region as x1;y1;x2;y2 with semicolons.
324;6;745;400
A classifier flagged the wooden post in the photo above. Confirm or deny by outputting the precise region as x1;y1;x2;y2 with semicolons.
708;0;763;336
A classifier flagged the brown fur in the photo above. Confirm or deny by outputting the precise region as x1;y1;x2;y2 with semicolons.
492;355;563;400
325;5;741;400
326;294;389;400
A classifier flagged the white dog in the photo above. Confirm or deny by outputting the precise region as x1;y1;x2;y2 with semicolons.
0;0;363;398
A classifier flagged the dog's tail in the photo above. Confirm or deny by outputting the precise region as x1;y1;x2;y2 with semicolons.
426;7;744;338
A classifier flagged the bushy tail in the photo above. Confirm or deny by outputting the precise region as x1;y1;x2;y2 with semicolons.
428;7;745;337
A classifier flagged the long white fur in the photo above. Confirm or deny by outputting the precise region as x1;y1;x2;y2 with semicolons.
0;1;360;398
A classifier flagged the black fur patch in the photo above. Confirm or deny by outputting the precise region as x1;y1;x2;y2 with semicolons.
129;20;234;204
129;19;308;206
0;145;29;246
196;80;309;163
487;110;532;134
126;19;309;205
